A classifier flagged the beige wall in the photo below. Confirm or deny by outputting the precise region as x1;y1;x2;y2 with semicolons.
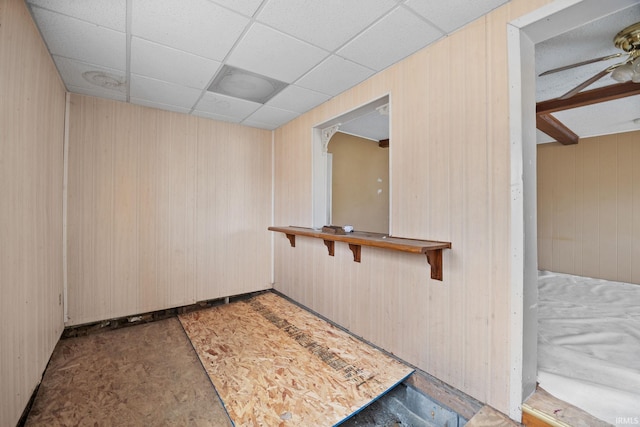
66;95;273;326
328;132;389;233
538;130;640;284
0;0;66;425
273;0;550;416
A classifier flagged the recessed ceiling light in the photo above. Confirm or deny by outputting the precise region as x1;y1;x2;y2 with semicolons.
208;65;287;104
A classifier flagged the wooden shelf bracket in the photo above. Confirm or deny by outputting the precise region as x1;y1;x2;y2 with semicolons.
425;250;443;281
323;240;335;256
348;244;361;263
285;233;296;247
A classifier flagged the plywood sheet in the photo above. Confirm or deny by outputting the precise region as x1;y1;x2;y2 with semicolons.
179;292;413;426
25;318;232;426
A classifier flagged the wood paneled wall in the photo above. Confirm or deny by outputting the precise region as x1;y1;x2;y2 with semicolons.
0;0;66;425
66;95;272;326
273;0;550;416
538;131;640;284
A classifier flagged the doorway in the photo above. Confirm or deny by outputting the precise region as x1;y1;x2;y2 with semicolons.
507;0;633;418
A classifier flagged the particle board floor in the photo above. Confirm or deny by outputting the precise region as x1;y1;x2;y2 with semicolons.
179;292;414;426
25;318;233;426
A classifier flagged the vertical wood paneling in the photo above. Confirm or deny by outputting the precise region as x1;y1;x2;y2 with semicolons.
633;137;640;283
0;0;66;425
424;34;451;383
553;145;577;272
137;110;160;311
599;135;618;279
67;96;272;326
537;145;554;269
537;130;640;284
581;139;600;278
195;119;272;300
113;104;140;317
616;133;633;283
272;0;551;416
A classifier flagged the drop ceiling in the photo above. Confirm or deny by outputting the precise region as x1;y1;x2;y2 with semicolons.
27;0;640;140
535;2;640;143
26;0;510;131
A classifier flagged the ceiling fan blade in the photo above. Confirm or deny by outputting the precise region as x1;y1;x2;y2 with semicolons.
557;68;612;100
539;52;624;76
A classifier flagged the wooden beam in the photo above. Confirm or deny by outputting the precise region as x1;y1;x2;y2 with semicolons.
536;82;640;145
537;81;640;114
536;113;579;145
379;139;389;148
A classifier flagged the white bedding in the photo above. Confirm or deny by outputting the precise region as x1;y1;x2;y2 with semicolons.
537;271;640;425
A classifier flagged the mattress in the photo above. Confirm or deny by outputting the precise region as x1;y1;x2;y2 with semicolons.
537;271;640;425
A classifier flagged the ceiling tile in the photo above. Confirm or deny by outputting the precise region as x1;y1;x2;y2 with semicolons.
257;0;396;51
131;0;249;61
296;55;374;96
68;85;127;102
130;97;192;114
53;55;126;94
192;110;244;124
27;0;126;31
31;7;125;70
265;85;331;113
226;23;328;83
130;75;203;109
243;105;298;128
338;6;443;71
193;92;262;121
405;0;508;33
131;38;221;90
240;119;278;130
209;0;264;17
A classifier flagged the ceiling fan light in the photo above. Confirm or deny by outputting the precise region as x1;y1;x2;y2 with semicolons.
611;64;634;82
632;72;640;83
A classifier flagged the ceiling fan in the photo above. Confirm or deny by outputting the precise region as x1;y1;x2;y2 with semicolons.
540;22;640;100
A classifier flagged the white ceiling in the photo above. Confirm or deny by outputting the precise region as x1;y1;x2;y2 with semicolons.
27;0;640;141
535;3;640;143
339;110;390;142
26;0;510;132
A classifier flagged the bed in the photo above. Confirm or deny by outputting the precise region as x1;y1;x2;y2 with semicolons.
537;271;640;425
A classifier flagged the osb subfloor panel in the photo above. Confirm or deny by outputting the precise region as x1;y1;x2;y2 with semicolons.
25;318;232;427
179;292;414;426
